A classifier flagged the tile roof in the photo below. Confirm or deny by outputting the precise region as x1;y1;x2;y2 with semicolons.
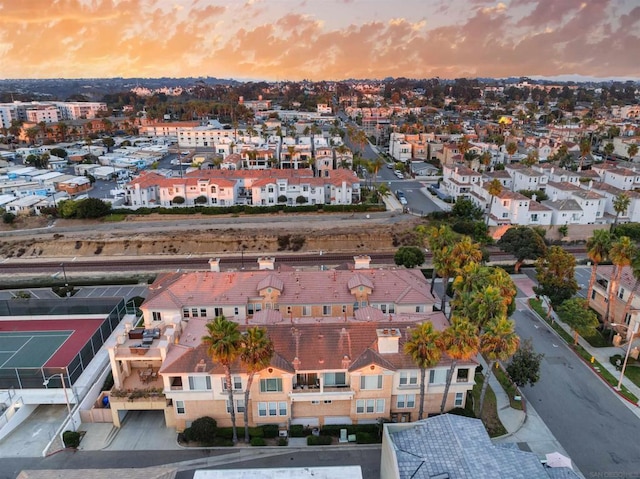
541;199;582;211
143;268;437;313
389;414;579;479
160;319;472;375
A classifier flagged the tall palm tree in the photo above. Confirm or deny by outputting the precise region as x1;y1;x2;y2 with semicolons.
605;236;636;329
444;237;483;315
239;326;274;443
612;193;631;230
202;316;241;444
585;229;611;304
478;317;519;414
438;316;479;414
627;143;638;161
578;136;591;170
473;285;508;330
486;179;502;225
506;142;517;164
404;321;441;420
425;225;456;295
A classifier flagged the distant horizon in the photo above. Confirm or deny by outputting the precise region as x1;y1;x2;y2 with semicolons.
0;1;638;81
0;74;638;85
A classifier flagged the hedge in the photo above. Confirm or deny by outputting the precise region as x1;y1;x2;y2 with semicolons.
320;424;379;437
289;425;313;437
356;432;379;444
250;437;267;446
307;435;333;445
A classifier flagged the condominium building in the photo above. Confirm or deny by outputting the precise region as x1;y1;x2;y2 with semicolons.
105;259;477;431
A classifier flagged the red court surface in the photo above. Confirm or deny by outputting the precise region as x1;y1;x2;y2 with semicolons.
0;319;104;368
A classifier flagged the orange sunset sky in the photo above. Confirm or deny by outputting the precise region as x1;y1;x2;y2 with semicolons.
1;0;638;80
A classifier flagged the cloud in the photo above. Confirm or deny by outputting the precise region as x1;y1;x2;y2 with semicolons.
0;0;636;79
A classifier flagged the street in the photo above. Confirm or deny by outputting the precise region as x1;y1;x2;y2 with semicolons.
512;305;640;476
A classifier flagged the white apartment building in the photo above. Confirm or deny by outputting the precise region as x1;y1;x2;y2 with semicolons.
441;164;482;200
26;106;59;124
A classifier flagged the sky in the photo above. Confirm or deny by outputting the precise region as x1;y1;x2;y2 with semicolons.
0;0;638;81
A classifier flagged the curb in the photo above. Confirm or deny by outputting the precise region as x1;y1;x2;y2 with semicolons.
527;299;639;408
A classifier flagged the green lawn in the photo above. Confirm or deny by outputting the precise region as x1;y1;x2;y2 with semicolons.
101;213;127;222
492;365;524;410
471;373;507;437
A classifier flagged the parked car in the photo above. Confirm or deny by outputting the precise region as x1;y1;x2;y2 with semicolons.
386;163;394;169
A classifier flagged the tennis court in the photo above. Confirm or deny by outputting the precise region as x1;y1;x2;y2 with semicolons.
0;330;72;368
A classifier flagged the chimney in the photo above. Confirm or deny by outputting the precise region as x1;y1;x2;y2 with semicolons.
588;180;593;190
377;328;400;354
552;191;558;202
208;258;220;272
354;255;371;270
258;257;275;270
531;193;537;202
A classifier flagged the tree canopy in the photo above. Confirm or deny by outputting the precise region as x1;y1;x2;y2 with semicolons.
394;246;425;268
557;298;599;344
506;339;543;388
534;245;579;306
497;227;547;272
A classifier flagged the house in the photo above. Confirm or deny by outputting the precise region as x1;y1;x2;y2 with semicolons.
441;164;482;201
104;260;478;431
589;265;640;345
380;414;579;479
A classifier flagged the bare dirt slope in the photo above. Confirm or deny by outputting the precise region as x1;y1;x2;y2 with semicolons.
0;214;422;259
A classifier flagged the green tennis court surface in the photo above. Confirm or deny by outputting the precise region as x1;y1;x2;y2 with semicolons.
0;331;72;368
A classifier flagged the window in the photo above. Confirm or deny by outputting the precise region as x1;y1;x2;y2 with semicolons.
222;376;242;391
200;308;207;318
279;401;287;415
268;401;277;416
356;399;385;414
189;376;212;390
415;305;424;313
455;392;464;407
323;400;332;404
324;372;346;387
456;369;469;383
258;402;267;417
397;394;415;409
360;375;383;390
176;400;185;415
234;307;239;315
302;305;311;316
399;371;418;386
214;307;223;317
619;288;625;300
342;305;347;313
429;369;447;384
191;308;199;318
152;311;162;322
591;289;597;300
311;400;320;405
323;305;331;316
227;399;245;413
260;378;283;392
182;308;189;318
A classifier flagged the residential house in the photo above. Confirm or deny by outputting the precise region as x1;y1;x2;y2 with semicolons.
441;164;482;201
505;165;548;192
592;164;640;191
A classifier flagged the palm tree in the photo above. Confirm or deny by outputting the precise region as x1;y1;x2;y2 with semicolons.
486;179;502;225
585;230;611;304
202;316;241;444
472;285;508;330
404;322;442;420
605;236;636;329
438;316;479;414
478;317;519;414
628;143;639;161
612;193;631;229
579;136;591;169
506;142;517;164
426;225;456;296
604;142;614;160
239;326;274;443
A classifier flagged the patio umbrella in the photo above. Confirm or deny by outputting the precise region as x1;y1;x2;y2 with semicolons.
545;452;573;469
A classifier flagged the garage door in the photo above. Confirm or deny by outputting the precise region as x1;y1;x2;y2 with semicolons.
323;416;352;426
290;417;319;427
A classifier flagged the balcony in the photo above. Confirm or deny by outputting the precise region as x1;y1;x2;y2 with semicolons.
290;385;354;401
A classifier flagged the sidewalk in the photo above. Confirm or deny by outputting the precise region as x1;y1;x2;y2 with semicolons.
535;303;640;415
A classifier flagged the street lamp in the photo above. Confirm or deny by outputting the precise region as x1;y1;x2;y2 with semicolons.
611;322;640;391
60;263;69;296
43;372;75;431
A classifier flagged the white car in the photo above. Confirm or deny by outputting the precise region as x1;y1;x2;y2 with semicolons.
395;171;404;179
399;196;408;205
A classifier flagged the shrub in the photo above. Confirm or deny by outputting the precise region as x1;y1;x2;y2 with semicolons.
250;437;267;446
172;196;185;205
289;425;307;437
248;427;264;438
212;437;234;447
261;424;279;438
278;437;288;446
2;212;16;224
62;430;81;448
356;432;379;444
307;435;333;445
215;427;236;439
184;416;217;444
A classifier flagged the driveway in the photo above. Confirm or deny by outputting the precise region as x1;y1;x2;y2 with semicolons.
105;410;179;451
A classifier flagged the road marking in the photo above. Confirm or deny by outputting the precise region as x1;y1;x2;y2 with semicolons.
553;343;558;348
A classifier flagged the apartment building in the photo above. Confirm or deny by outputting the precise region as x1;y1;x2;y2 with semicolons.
103;259;476;431
124;169;361;208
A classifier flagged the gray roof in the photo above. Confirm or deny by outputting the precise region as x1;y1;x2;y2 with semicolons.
389;414;579;479
541;199;582;211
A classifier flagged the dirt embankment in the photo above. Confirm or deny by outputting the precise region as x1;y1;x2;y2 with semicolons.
0;214;422;259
